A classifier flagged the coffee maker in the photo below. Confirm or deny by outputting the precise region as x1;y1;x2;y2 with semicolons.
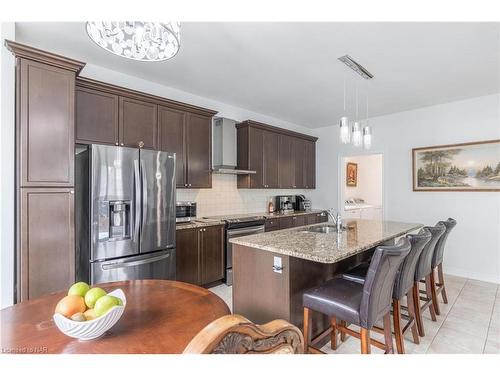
275;195;296;213
295;195;311;211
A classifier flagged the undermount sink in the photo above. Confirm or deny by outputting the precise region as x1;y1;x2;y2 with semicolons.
304;224;347;234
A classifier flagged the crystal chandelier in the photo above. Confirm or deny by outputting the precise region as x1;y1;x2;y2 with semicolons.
86;22;181;62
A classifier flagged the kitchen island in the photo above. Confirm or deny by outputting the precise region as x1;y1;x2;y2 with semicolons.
230;219;421;339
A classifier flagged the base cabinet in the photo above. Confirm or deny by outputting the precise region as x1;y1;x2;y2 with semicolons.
176;225;224;286
19;188;75;301
266;212;327;232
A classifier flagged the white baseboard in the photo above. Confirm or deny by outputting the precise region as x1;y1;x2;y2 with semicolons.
444;266;500;285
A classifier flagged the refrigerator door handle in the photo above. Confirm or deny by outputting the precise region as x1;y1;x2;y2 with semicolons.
141;159;148;238
100;252;171;270
133;159;141;243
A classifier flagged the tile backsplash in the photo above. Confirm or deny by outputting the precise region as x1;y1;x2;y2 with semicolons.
176;174;310;217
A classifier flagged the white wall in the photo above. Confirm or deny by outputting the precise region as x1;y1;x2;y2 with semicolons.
312;94;500;283
343;154;383;207
0;22;16;308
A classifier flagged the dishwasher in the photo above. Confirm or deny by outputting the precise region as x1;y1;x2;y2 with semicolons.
224;217;266;286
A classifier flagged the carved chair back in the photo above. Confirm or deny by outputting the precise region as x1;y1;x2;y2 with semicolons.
183;314;304;354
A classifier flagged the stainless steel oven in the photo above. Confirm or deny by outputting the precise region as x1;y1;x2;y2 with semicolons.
225;217;265;286
176;201;197;223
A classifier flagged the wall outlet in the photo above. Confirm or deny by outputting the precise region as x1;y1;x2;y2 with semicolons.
273;256;283;274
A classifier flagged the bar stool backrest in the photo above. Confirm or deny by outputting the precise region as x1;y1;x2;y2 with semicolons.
392;228;432;300
431;218;457;269
414;223;446;282
359;237;411;329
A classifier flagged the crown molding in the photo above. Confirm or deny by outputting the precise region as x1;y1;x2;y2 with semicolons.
4;40;86;74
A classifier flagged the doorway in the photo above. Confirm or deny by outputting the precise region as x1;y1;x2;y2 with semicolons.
339;154;384;221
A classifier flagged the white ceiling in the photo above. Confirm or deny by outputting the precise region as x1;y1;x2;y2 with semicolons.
15;22;500;128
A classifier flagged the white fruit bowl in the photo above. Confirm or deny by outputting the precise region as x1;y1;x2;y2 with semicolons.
53;289;126;341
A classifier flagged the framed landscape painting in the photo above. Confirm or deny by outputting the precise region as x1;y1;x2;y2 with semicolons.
412;139;500;191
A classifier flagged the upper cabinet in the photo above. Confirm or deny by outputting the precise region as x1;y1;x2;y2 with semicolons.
19;59;78;187
237;120;317;189
76;87;119;145
186;113;212;188
158;106;186;187
75;77;217;188
119;97;157;149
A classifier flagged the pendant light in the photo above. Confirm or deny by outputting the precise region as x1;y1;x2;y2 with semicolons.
363;95;372;149
351;82;362;147
339;76;350;144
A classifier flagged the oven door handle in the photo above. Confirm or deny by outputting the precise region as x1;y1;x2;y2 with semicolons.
227;226;265;237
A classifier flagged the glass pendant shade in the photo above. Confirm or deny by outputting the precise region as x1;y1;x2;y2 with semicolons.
352;121;362;147
86;22;181;62
339;116;350;144
363;126;372;149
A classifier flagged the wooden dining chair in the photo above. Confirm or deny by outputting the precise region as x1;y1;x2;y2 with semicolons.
183;314;304;354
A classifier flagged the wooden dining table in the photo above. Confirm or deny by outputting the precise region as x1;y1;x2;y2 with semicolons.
1;280;230;354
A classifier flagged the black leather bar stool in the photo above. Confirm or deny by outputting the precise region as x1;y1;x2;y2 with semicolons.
302;238;411;354
341;228;432;354
413;223;446;337
429;218;457;315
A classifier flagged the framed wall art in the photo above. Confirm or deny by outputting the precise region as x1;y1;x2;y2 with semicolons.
346;162;358;187
412;139;500;192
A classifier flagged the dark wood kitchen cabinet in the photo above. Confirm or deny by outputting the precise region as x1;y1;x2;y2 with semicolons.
6;40;85;303
20;188;75;301
186;113;212;188
292;137;306;189
279;215;306;229
175;227;200;285
18;58;77;187
237;120;317;189
159;108;212;188
158;106;186;187
304;140;316;189
200;225;224;285
119;97;157;149
237;126;279;188
176;224;224;286
263;130;280;188
279;134;295;188
75;77;216;189
76;87;119;145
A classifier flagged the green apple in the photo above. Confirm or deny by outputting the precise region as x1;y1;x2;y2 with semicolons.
84;287;107;309
94;295;120;317
68;282;90;297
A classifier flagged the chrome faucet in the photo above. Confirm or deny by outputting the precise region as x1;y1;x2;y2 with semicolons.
327;208;343;232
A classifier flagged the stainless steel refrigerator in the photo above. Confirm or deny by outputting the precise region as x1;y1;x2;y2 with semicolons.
76;144;176;284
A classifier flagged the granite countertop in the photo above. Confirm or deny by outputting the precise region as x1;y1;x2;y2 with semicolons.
176;209;327;230
264;209;326;218
202;209;326;221
176;218;225;230
229;219;422;264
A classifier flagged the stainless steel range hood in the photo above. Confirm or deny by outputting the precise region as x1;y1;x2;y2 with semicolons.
212;117;256;175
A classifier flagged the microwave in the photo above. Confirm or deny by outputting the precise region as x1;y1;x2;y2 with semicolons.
176;201;197;223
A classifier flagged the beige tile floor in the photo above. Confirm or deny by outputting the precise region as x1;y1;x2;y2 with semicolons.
210;274;500;354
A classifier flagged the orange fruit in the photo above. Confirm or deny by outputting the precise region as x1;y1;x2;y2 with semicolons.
55;295;86;318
